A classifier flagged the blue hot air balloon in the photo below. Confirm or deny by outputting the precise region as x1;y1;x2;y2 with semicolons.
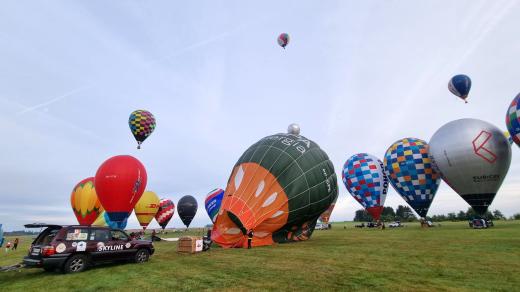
448;74;472;103
104;212;128;230
205;188;224;223
383;138;441;218
342;153;389;221
506;93;520;148
0;224;4;247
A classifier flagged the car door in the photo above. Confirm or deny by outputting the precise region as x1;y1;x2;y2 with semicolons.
109;230;134;260
88;228;112;262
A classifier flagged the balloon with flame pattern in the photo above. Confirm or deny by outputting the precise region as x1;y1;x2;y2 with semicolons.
70;177;104;225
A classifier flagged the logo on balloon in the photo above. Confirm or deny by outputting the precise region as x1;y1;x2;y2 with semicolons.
472;131;497;163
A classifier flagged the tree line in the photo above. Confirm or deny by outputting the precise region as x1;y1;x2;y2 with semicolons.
353;205;520;222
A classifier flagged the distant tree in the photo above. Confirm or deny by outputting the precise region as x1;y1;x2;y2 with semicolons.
465;208;477;219
456;211;467;221
395;205;416;222
447;212;457;221
353;209;372;222
430;214;446;222
492;210;505;220
381;206;396;221
512;213;520;220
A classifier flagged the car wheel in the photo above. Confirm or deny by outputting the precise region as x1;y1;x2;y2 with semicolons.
64;255;88;273
135;249;150;263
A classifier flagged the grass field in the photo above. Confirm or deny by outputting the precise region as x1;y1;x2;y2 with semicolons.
1;221;519;291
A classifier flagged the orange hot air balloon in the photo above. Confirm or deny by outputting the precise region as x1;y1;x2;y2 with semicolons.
134;191;160;230
71;177;104;225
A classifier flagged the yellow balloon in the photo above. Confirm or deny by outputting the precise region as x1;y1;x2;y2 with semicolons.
134;191;160;230
92;211;108;227
71;177;104;225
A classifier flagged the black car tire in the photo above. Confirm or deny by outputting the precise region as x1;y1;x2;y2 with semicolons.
134;249;150;263
63;255;88;273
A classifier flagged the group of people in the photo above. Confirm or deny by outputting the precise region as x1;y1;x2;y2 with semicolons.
2;238;19;253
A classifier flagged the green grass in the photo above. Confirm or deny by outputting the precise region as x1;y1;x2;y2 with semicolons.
1;221;519;291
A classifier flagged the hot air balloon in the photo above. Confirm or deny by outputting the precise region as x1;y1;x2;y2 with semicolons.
428;118;511;215
205;188;224;223
155;199;175;230
177;195;198;228
448;74;471;103
94;155;147;224
506;93;520;147
129;110;156;149
319;196;337;225
343;153;389;221
384;138;441;218
134;191;160;230
503;131;513;145
92;211;128;229
92;211;108;227
212;132;338;248
0;224;4;247
277;33;290;49
70;177;104;225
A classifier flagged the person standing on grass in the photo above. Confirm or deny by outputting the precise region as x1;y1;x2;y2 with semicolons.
5;241;11;253
247;230;254;249
12;238;19;251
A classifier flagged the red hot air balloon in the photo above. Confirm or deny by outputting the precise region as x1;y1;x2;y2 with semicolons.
94;155;147;223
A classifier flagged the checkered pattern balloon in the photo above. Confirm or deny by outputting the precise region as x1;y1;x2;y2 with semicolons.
129;110;156;149
384;138;440;218
506;93;520;147
155;198;175;230
342;153;388;220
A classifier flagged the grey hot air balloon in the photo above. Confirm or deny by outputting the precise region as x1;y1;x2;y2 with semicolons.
428;118;511;215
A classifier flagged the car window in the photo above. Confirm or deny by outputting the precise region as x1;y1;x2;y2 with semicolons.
65;228;89;241
111;230;129;241
89;229;110;241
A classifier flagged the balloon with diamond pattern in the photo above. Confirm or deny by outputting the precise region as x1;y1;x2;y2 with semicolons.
384;138;441;218
506;93;520;148
343;153;389;221
129;110;156;149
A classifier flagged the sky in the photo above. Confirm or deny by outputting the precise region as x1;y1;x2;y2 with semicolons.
1;0;519;231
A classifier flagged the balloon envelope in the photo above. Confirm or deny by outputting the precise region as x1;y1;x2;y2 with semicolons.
319;196;337;225
429;118;511;215
0;224;4;246
155;199;175;230
92;211;127;229
205;188;224;223
343;153;389;220
384;138;441;218
129;110;156;149
134;191;160;230
506;93;520;147
448;74;471;102
94;155;147;223
212;133;338;248
277;33;290;48
177;195;198;228
70;177;104;225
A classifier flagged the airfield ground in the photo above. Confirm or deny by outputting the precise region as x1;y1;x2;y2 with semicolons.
1;221;519;291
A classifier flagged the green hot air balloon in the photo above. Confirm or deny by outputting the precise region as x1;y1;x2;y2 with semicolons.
212;132;338;248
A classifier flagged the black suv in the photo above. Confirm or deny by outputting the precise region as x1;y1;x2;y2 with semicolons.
23;224;154;273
